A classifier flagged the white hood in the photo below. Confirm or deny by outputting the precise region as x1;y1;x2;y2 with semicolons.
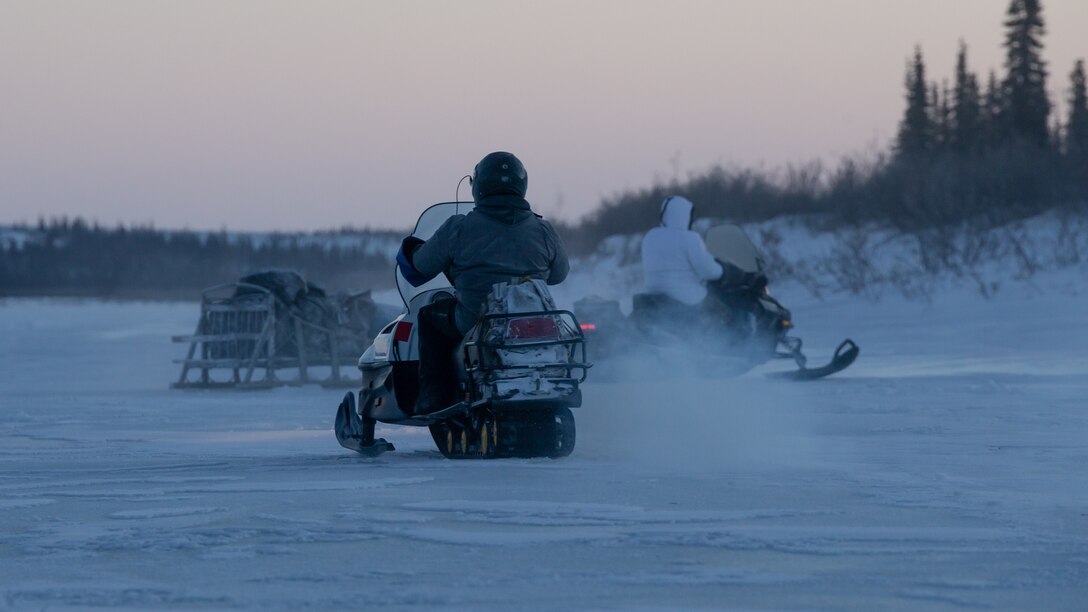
642;195;722;305
660;196;693;230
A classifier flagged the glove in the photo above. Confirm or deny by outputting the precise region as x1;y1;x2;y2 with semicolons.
746;271;768;293
396;236;435;287
399;236;425;265
719;262;746;286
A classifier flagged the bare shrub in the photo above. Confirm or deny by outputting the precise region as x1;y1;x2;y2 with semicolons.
816;228;884;299
1053;211;1087;265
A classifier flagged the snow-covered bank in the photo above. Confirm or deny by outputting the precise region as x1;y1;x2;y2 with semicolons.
2;283;1087;609
552;210;1088;309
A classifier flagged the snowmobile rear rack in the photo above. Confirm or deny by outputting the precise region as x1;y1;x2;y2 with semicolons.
463;309;591;383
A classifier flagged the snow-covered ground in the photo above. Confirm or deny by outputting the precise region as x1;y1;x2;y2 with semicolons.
2;270;1088;609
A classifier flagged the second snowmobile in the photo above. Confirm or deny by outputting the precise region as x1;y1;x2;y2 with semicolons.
574;223;858;380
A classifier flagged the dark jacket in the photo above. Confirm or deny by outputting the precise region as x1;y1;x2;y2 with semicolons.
411;194;569;332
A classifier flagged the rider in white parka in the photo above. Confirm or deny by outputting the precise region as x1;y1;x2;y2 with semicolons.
640;195;723;306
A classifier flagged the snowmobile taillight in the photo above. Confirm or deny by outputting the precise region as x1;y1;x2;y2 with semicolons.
507;317;559;340
393;321;413;342
580;323;597;332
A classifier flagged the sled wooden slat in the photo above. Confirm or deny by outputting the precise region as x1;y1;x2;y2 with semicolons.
294;317;309;383
242;313;274;386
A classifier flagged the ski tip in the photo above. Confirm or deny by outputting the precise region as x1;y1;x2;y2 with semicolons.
835;339;860;361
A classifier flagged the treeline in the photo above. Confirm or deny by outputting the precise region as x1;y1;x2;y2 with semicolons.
0;218;399;300
560;0;1087;255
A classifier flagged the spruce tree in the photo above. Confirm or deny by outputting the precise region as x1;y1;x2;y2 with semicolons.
926;81;953;153
936;80;954;152
1066;59;1088;160
982;70;1006;148
927;82;942;148
896;47;933;159
952;42;982;154
1002;0;1050;147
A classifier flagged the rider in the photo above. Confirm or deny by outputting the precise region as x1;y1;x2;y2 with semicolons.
640;195;723;310
396;152;569;414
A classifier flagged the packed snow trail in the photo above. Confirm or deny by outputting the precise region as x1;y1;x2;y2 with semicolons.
1;293;1086;610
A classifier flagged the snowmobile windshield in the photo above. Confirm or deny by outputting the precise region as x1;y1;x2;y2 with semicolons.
396;201;471;309
704;224;764;274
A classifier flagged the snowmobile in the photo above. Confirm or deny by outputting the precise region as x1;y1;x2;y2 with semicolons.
335;202;590;459
574;223;858;381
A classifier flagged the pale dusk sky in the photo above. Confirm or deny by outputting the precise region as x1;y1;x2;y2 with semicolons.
1;0;1086;230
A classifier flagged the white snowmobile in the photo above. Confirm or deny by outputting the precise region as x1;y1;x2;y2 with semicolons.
335;202;590;458
574;223;858;381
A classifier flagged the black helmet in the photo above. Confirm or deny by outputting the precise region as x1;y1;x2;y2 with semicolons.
471;151;528;200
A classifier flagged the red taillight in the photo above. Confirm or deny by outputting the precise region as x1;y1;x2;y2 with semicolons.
579;323;597;332
393;321;413;342
507;317;559;340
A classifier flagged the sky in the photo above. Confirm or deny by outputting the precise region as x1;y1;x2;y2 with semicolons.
1;0;1086;231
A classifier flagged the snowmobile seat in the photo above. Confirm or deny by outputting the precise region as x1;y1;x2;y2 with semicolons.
632;292;701;317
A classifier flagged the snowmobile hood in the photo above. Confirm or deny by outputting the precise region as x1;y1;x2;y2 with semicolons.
660;196;694;230
474;193;535;225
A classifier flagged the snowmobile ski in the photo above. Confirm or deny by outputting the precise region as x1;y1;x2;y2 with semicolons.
335;392;395;457
768;339;859;381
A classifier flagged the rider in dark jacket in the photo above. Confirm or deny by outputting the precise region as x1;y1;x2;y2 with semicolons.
398;152;569;413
